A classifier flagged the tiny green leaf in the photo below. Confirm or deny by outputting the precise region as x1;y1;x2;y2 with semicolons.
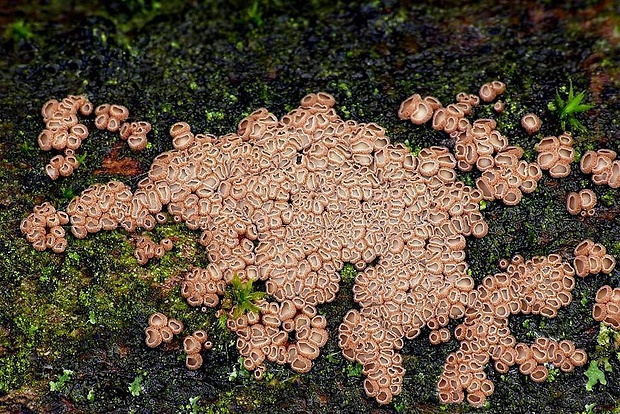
585;360;607;391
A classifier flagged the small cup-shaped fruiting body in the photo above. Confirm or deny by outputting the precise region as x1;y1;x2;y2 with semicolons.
490;80;506;95
518;358;537;376
37;129;54;151
432;108;448;131
537;151;558;170
521;113;541;135
192;330;209;344
145;326;162;348
580;151;597;174
45;163;60;180
290;354;312;373
186;353;203;370
79;100;93;116
51;131;68;151
183;335;202;355
58;161;74;177
160;238;173;251
529;365;548;383
502;188;522;206
109;104;129;123
600;255;616;274
95;103;110;115
160;326;174;343
548;163;571;178
471;220;488;239
315;91;335;108
479;83;497;102
410;100;434;125
65;133;82;151
172;131;195;151
557;146;574;164
574;239;594;257
128;135;148;151
493;100;504;113
573;256;589;278
148;312;168;328
579;189;597;210
608;161;620;188
596;285;613;304
566;192;582;215
597;148;618;162
119;122;133;140
170;121;191;139
466;391;486;408
94;113;109;130
398;94;422;120
569;349;588;367
41;99;60;121
167;318;184;335
592;303;607;322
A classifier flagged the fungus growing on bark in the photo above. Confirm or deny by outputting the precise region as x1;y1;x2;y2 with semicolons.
593;285;620;329
144;312;182;348
521;113;542;135
22;89;614;408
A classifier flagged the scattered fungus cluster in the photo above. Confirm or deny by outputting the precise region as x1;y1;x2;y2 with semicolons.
535;132;575;178
65;181;135;242
120;121;152;151
478;81;506;103
573;239;616;278
36;95;151;180
400;85;542;207
38;95;92;179
181;265;227;308
93;103;129;132
21;88;620;408
144;312;184;348
183;330;213;370
134;235;174;265
20;201;69;252
593;285;620;329
580;149;620;187
566;189;597;216
436;252;589;407
225;298;329;380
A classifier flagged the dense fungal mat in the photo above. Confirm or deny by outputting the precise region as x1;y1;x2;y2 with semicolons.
20;87;619;407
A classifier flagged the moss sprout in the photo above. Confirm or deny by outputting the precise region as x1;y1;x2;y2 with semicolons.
548;79;595;132
224;274;267;319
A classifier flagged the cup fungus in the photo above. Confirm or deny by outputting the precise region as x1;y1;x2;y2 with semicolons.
521;113;541;135
24;88;614;408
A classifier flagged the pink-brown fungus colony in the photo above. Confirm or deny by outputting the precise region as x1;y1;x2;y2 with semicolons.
21;86;618;407
34;95;151;180
593;285;620;330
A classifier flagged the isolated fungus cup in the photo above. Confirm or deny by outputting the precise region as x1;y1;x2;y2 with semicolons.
521;113;542;135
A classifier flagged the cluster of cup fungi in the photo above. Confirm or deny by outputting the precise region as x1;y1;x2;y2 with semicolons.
144;312;214;370
566;189;597;217
535;132;575;178
436;253;589;405
35;95;150;181
20;201;69;253
134;235;174;266
593;285;620;330
144;312;184;348
21;82;619;408
580;148;620;187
